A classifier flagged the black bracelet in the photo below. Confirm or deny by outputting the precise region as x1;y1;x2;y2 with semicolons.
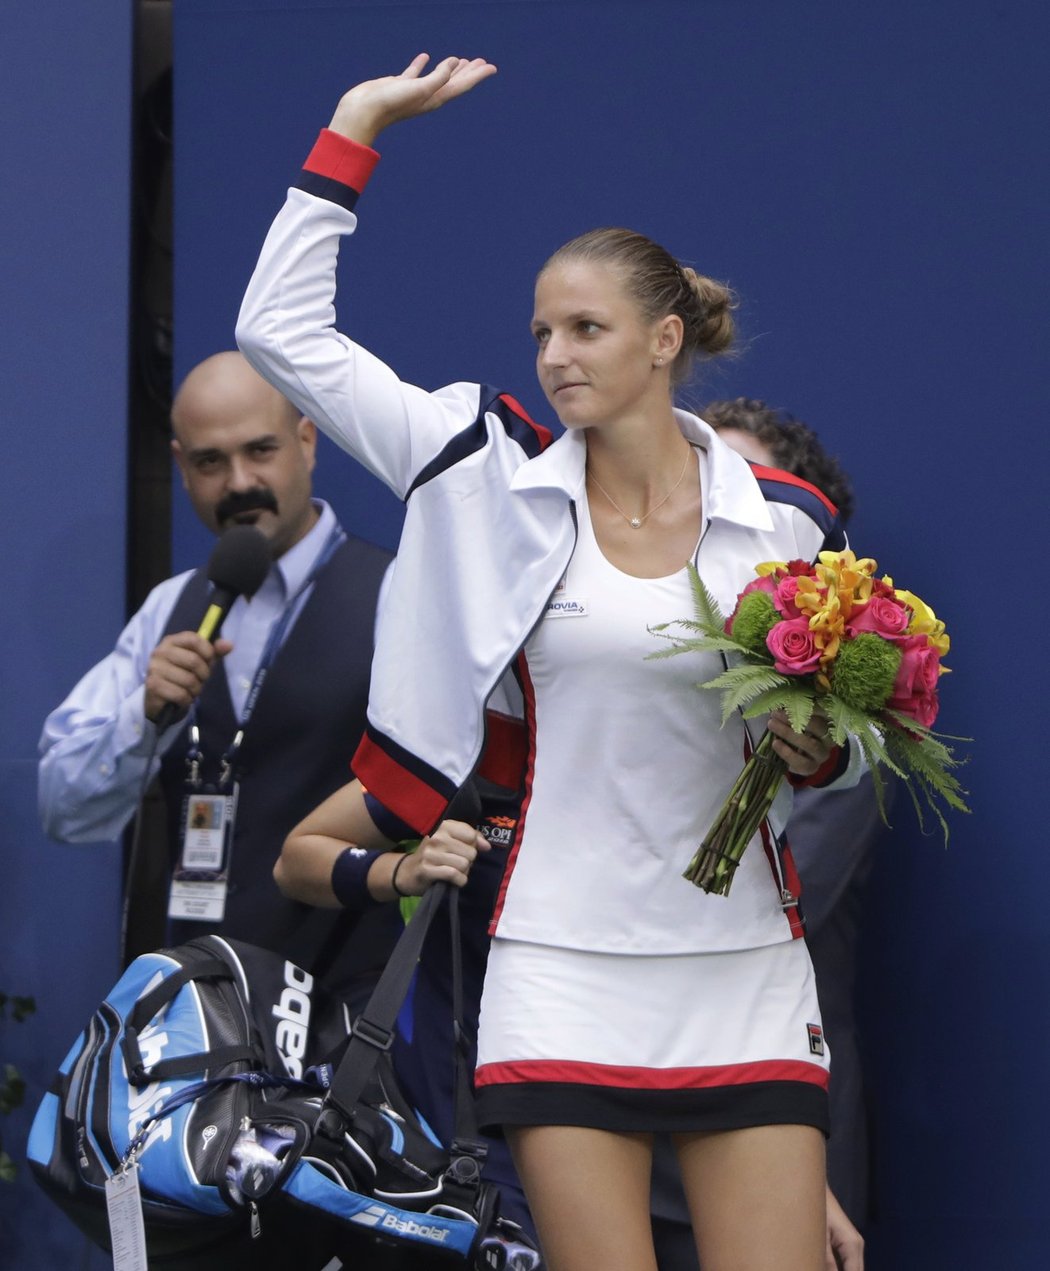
330;847;383;910
391;852;412;898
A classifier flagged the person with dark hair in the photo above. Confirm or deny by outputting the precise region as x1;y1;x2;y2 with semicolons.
237;55;865;1271
703;397;855;523
649;399;877;1268
704;398;883;1232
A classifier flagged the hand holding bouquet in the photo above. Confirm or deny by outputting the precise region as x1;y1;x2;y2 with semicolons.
650;550;968;896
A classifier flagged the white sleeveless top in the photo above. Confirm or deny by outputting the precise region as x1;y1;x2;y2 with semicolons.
491;452;798;954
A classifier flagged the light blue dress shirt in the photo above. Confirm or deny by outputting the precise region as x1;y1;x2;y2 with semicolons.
38;502;385;843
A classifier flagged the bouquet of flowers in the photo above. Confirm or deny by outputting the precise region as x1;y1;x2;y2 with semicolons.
650;550;968;896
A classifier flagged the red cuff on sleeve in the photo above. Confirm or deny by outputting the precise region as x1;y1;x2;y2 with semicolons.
304;129;380;193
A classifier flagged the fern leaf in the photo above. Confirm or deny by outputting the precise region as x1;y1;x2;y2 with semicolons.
740;686;816;733
646;624;758;661
687;564;728;634
697;666;793;723
883;726;970;814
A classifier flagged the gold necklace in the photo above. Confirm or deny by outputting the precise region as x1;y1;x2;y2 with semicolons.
588;446;693;529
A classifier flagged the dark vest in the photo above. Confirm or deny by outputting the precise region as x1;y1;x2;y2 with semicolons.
158;533;400;1009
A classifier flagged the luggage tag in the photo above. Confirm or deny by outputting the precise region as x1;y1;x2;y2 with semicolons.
168;724;239;922
104;1162;149;1271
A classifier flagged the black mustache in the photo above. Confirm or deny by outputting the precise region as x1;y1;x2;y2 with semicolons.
216;489;278;523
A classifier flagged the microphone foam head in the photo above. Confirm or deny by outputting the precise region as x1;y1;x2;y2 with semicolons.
206;525;272;599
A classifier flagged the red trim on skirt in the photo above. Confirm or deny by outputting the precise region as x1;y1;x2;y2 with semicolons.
475;1056;829;1091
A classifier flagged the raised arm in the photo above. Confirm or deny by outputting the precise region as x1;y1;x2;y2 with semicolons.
236;56;498;498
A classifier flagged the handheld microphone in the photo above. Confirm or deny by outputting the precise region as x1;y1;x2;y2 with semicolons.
153;524;272;731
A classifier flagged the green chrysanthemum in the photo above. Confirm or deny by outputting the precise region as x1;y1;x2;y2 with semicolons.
830;632;902;712
729;591;781;653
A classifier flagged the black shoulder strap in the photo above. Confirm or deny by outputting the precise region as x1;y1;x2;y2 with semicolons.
119;950;259;1084
448;882;482;1145
318;784;483;1141
318;880;448;1131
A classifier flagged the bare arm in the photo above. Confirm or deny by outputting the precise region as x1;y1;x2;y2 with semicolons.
276;777;489;907
275;778;392;906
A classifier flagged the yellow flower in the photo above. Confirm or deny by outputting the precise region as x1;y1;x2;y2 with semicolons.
818;549;878;578
895;588;951;657
755;560;788;577
793;576;826;618
814;551;877;619
805;591;846;665
805;617;838;657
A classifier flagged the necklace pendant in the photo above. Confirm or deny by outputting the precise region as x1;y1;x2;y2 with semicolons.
630;517;642;528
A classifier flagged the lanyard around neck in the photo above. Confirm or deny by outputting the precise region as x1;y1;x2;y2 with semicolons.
183;523;347;789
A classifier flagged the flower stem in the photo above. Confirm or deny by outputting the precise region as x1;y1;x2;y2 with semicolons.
683;730;788;896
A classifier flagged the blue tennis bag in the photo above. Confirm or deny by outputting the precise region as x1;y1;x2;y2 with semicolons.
28;888;537;1268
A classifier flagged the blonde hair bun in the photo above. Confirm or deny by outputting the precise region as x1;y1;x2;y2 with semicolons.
680;267;737;356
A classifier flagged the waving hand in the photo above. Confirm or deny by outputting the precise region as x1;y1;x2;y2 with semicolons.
329;54;497;147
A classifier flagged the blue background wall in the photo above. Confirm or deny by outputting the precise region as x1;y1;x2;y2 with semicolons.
0;3;131;1266
1;1;1045;1267
172;2;1048;1265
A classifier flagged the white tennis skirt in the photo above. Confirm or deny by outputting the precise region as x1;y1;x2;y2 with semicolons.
474;936;830;1135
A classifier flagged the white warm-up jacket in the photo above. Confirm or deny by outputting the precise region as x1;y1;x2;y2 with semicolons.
237;135;861;871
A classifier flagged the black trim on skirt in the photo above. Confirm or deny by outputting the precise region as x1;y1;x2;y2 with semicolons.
477;1080;829;1138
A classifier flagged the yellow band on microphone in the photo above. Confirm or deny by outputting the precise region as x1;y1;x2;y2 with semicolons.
197;603;224;642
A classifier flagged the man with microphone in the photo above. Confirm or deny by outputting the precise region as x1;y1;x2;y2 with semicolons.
38;350;397;1008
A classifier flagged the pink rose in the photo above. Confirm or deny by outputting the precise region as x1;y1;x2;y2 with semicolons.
847;596;911;639
766;617;822;675
887;635;941;728
742;576;777;599
889;688;940;730
893;636;941;696
774;575;805;617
